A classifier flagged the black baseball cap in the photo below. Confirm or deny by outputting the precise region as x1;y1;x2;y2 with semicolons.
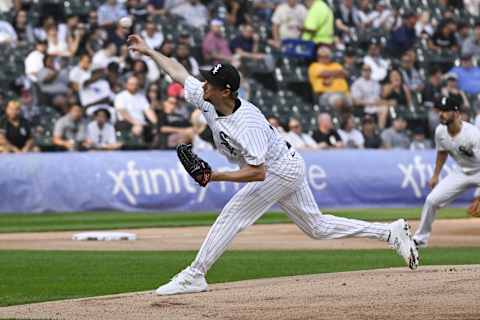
200;63;240;92
438;96;460;111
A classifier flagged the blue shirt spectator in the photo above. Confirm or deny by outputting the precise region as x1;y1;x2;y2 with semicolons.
97;0;127;28
449;54;480;95
386;12;416;57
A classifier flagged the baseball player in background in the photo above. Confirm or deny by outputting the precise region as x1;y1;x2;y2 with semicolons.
414;96;480;247
127;34;419;296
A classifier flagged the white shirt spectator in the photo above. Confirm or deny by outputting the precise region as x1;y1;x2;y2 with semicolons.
171;2;208;29
87;121;117;148
285;131;317;149
0;0;13;12
115;90;150;125
338;128;364;148
370;8;395;30
0;20;17;44
351;77;383;114
363;55;390;82
92;50;119;69
69;66;91;89
25;50;44;82
271;2;307;40
141;30;164;50
97;2;127;26
79;79;114;108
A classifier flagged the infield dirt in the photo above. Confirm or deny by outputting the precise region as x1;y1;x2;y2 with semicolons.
1;265;479;320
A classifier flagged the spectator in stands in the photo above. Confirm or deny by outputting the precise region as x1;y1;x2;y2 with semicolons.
147;82;162;111
270;0;307;48
342;49;359;85
0;100;36;153
415;11;434;38
190;109;214;152
202;19;233;65
93;42;119;69
87;10;99;32
302;0;334;45
363;40;390;82
356;0;374;31
147;0;167;16
351;63;390;129
399;50;424;92
141;21;164;50
171;0;208;29
154;96;192;149
338;113;364;148
421;68;443;134
34;16;56;42
386;11;417;57
382;69;413;108
449;53;480;95
462;22;480;57
334;0;360;42
159;38;175;58
79;65;115;118
230;24;268;67
46;25;70;57
53;104;89;151
127;0;149;22
285;117;317;149
441;72;470;110
19;90;41;126
125;59;150;91
106;61;123;93
0;17;17;46
37;54;70;111
108;22;131;51
25;39;48;82
64;14;86;57
370;0;395;31
429;18;458;53
13;10;34;44
87;108;122;150
224;0;250;27
308;46;350;110
267;115;286;137
456;22;471;49
174;43;200;77
97;0;128;29
69;54;92;93
115;76;157;138
312;113;344;149
381;116;410;149
361;115;381;149
409;127;432;150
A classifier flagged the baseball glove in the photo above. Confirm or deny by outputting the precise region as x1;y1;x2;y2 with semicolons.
468;197;480;217
177;144;212;187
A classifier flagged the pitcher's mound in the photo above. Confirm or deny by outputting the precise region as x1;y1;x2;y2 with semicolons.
1;265;479;320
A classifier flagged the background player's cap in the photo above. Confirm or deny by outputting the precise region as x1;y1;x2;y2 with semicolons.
438;96;461;111
200;63;240;92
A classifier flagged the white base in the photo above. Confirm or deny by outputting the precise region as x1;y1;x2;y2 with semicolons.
72;231;137;241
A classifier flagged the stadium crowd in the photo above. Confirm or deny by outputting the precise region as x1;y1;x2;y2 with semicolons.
1;0;480;153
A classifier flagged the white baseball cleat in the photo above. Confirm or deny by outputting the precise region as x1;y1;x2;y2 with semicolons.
155;267;208;296
388;219;420;270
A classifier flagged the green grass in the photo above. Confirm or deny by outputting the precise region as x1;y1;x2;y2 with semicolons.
0;208;469;233
1;248;479;306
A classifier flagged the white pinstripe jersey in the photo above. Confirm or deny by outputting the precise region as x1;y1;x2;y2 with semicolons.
184;76;294;172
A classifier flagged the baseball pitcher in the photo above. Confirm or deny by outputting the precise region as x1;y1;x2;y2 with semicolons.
127;34;419;296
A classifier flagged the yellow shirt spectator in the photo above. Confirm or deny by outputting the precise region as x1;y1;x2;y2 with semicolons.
308;62;349;94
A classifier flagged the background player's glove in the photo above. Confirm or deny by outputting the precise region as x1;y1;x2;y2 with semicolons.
467;197;480;217
177;144;212;187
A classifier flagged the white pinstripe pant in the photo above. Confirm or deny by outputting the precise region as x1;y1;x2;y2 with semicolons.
190;154;391;275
